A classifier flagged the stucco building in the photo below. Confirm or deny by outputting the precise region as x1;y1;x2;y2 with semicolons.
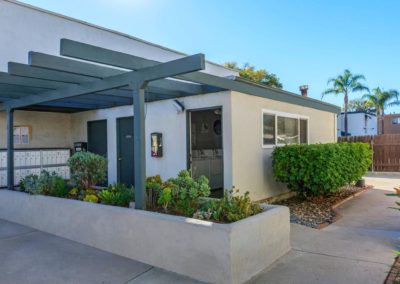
0;0;340;200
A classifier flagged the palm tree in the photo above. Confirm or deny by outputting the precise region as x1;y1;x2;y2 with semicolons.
362;87;399;134
322;69;369;136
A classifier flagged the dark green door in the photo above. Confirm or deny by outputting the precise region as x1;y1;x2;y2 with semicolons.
117;117;134;186
87;120;108;186
87;120;107;157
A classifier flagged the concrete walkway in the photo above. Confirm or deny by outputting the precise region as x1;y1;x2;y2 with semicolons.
0;218;202;284
251;177;400;284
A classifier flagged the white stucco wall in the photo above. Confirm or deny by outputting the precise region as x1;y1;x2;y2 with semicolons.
230;91;337;200
0;0;237;77
70;91;233;188
337;112;377;136
0;110;71;149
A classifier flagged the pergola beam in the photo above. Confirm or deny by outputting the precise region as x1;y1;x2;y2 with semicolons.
0;71;132;110
60;39;227;91
0;53;204;111
29;52;204;94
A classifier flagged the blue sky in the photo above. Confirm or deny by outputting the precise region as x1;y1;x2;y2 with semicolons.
20;0;400;112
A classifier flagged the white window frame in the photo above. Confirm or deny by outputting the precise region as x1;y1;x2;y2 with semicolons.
261;109;309;148
13;125;31;145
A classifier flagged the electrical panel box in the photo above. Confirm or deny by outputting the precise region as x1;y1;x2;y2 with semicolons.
151;132;163;157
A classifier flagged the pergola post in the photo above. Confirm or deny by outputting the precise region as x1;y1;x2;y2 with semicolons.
133;85;147;210
6;108;14;190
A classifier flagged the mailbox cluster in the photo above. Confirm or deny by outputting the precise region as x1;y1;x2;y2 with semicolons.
0;148;71;187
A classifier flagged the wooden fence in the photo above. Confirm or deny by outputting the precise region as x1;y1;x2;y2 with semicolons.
338;134;400;172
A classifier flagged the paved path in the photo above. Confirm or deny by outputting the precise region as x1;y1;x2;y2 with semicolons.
0;219;202;284
251;177;400;284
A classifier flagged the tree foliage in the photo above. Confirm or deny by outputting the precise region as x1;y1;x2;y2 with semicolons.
322;69;369;99
323;69;369;135
346;98;374;112
224;62;282;88
362;87;399;116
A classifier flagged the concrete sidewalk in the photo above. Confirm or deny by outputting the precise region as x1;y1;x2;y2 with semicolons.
0;218;202;284
251;177;400;284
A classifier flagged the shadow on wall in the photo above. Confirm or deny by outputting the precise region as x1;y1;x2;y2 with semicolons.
263;149;290;198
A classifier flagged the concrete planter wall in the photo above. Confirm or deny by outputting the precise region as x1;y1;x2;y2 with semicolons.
0;190;290;284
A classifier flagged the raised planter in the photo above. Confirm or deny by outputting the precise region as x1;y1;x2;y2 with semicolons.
0;190;290;284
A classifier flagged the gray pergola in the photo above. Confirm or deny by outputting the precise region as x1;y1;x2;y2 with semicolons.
0;39;339;209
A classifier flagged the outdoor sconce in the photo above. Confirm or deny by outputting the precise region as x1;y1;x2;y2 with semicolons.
151;132;163;157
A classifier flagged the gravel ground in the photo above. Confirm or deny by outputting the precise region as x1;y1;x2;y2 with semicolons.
274;185;371;228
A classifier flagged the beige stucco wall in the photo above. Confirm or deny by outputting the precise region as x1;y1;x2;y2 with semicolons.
0;110;72;149
70;91;233;187
230;91;337;201
0;92;336;201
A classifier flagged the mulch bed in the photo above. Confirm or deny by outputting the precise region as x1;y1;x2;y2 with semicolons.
274;185;372;228
385;257;400;284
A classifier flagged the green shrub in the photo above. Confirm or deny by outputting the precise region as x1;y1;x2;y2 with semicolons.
164;170;211;216
157;187;172;212
146;175;163;209
67;151;107;189
99;183;134;207
20;174;39;193
272;142;372;196
20;170;68;197
194;189;262;223
47;176;68;197
83;194;99;203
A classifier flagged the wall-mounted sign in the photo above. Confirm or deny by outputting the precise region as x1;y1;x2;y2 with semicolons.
151;132;163;157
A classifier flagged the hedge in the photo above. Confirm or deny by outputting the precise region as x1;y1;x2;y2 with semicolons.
272;142;372;196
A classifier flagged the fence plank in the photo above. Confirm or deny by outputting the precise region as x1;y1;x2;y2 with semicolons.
338;134;400;172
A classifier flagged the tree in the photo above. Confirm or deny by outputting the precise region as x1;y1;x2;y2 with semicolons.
346;98;374;112
224;62;282;88
322;69;369;136
362;87;399;134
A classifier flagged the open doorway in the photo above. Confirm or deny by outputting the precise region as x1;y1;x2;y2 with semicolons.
188;107;223;198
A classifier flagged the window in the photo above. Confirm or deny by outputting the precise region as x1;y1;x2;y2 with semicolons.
262;110;308;147
300;119;308;144
263;114;275;145
277;116;298;144
14;126;31;145
392;117;400;125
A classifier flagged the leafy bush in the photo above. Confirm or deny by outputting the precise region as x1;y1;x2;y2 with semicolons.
145;171;211;216
157;187;172;212
272;142;372;196
163;170;211;216
47;175;68;197
20;174;39;193
67;151;107;189
20;170;68;197
83;194;99;203
194;189;262;223
146;175;163;209
99;183;134;207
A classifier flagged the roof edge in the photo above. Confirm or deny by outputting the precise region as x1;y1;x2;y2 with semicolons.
231;76;341;114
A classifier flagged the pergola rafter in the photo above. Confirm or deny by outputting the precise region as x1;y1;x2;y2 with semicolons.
1;39;207;209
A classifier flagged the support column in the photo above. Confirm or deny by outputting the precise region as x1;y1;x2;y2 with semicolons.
133;87;146;209
6;108;14;190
